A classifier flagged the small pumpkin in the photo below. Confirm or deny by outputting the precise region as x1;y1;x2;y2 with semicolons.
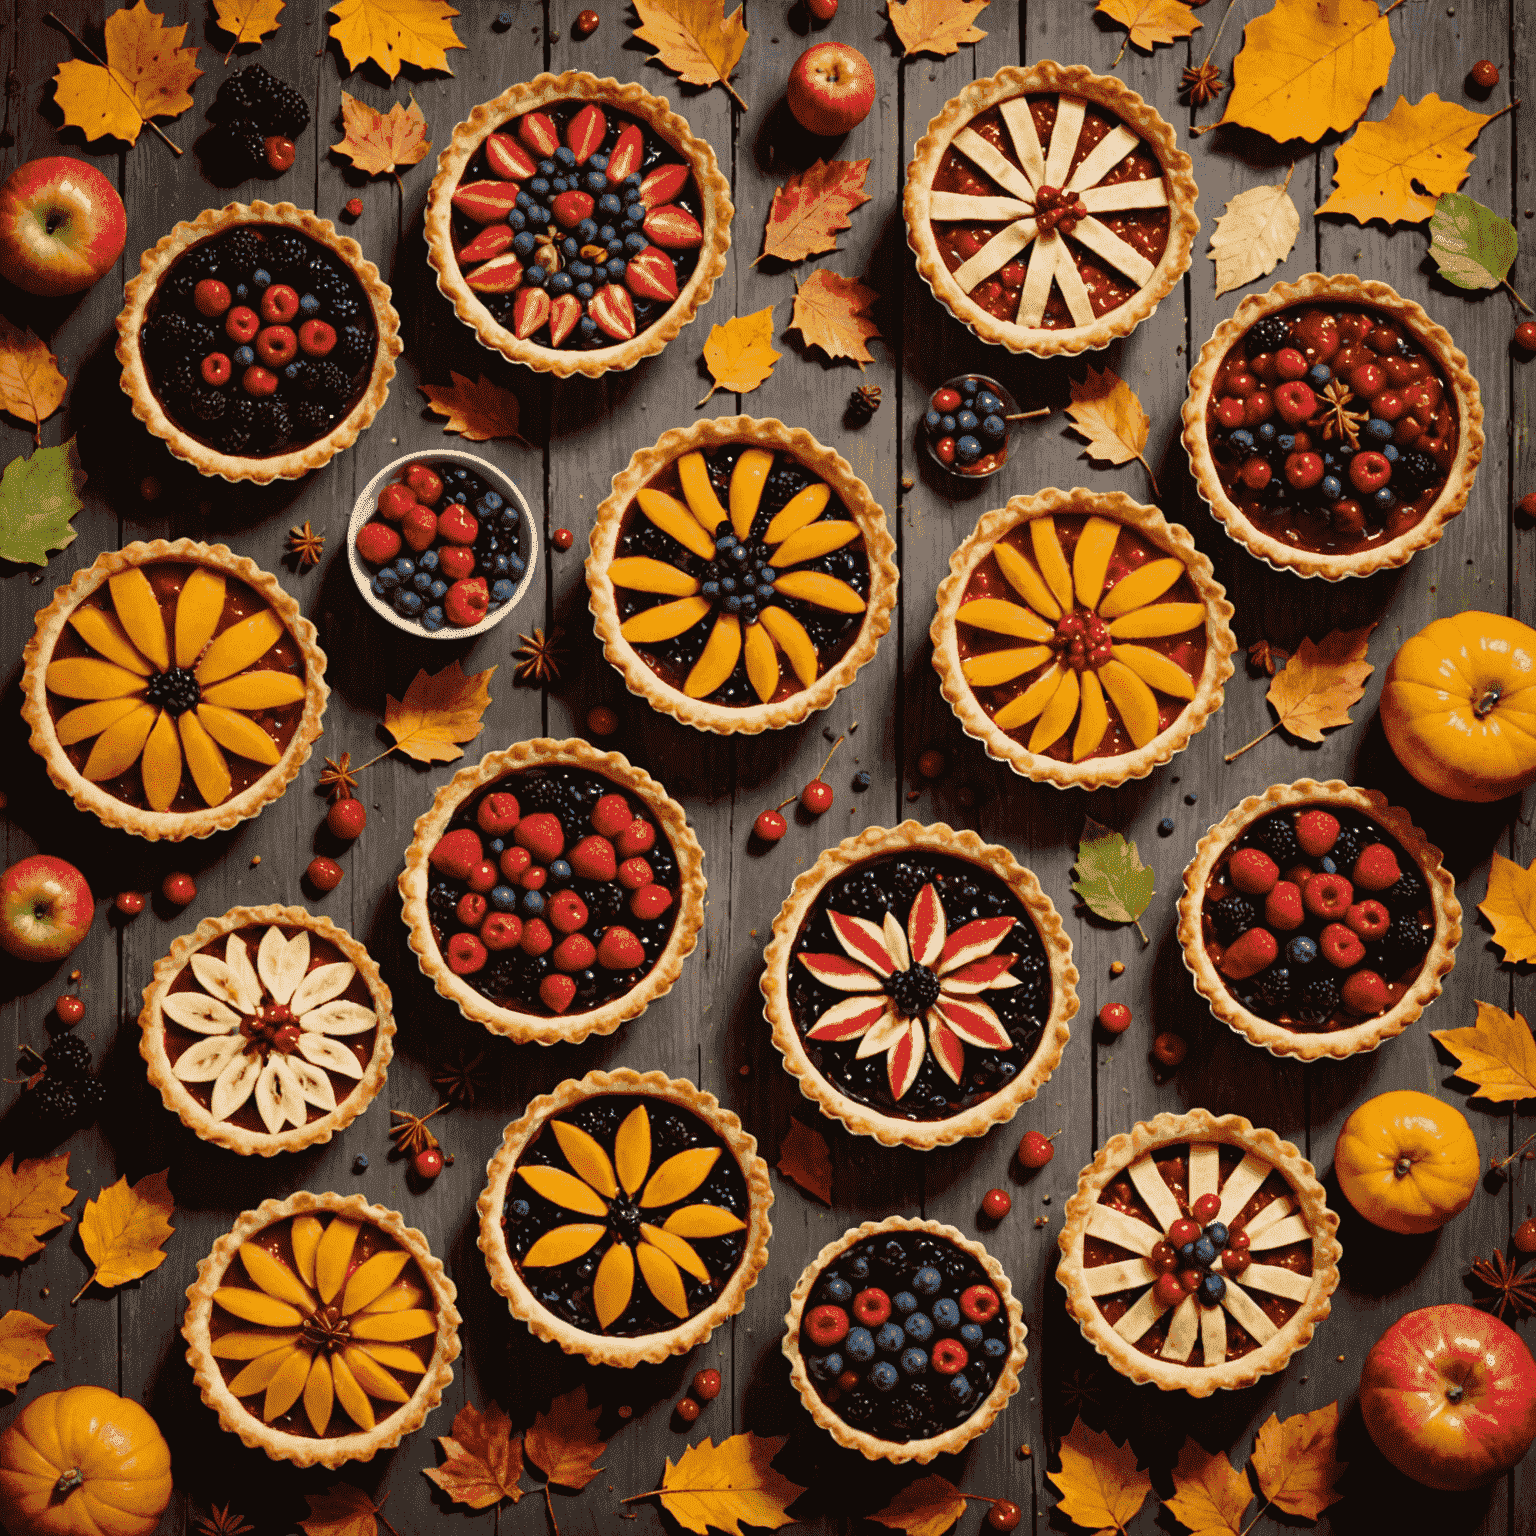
1380;611;1536;803
1334;1089;1480;1235
0;1386;172;1536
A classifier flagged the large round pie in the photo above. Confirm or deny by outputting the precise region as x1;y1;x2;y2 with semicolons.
21;539;327;841
904;63;1198;355
478;1069;772;1366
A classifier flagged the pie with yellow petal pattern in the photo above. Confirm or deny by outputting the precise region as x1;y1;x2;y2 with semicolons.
22;539;327;841
588;417;898;734
478;1069;772;1367
931;488;1235;790
183;1192;460;1468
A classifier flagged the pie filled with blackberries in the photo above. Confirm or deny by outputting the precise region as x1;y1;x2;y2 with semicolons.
478;1070;772;1366
763;822;1077;1149
117;202;401;483
784;1217;1026;1463
399;739;705;1045
425;72;731;377
588;417;898;734
1177;780;1461;1061
1058;1111;1341;1395
1183;273;1483;578
904;63;1198;356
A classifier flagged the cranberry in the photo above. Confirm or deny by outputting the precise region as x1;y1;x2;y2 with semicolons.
934;436;956;464
1097;1001;1132;1034
1516;1218;1536;1254
1168;1217;1201;1248
1350;361;1386;398
344;196;364;218
675;1396;701;1423
1222;1247;1251;1276
1214;397;1246;429
446;931;487;975
306;856;343;892
1152;1032;1187;1067
1191;1192;1221;1223
853;1288;891;1326
1242;389;1274;425
959;1285;1000;1323
264;136;296;172
801;780;833;814
1366;325;1399;355
466;859;498;893
1238;457;1272;491
575;7;600;34
1018;1130;1055;1168
987;1501;1022;1532
242;365;278;397
1273;380;1317;425
1516;321;1536;354
1248;351;1278;381
456;892;488;928
805;1305;849;1346
1330;501;1367;537
932;388;962;412
551;527;574;552
327;797;367;839
1179;1267;1204;1293
982;1188;1012;1220
1225;370;1258;398
1149;1241;1178;1274
1519;493;1536;521
1153;1272;1186;1308
1348;451;1392;494
414;1146;444;1179
1371;389;1406;421
54;995;85;1026
161;872;196;906
482;914;522;950
694;1369;722;1400
931;1338;969;1375
1286;451;1324;490
1470;59;1500;89
299;320;337;357
200;353;232;386
114;890;146;916
195;279;232;317
1275;348;1309;380
1228;1228;1250;1250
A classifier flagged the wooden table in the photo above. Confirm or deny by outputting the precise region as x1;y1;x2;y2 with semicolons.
2;3;1532;1532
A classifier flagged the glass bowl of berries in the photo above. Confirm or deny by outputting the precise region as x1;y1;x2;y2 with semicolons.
348;450;538;637
921;374;1019;479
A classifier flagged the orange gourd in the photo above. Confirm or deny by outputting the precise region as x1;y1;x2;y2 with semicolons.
1334;1089;1480;1235
1380;611;1536;802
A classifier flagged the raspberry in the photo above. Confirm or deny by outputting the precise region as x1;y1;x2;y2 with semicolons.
1229;847;1280;896
1295;810;1340;857
1346;899;1390;941
1263;881;1304;931
1303;871;1353;919
1319;922;1366;969
1341;970;1392;1016
1218;927;1278;980
1352;843;1402;891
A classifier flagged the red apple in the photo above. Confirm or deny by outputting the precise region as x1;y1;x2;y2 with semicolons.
1360;1303;1536;1490
0;157;126;297
0;855;95;962
786;43;876;137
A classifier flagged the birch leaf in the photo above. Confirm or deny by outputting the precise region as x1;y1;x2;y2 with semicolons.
1429;192;1518;290
1209;175;1300;296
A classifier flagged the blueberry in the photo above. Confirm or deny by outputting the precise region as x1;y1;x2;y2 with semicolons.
724;596;743;613
1382;444;1399;462
422;606;445;631
1257;422;1277;443
1374;487;1396;511
550;177;570;194
579;317;598;336
876;1323;905;1353
625;203;645;225
852;769;871;790
700;580;720;599
283;361;304;381
549;271;575;295
1288;935;1319;966
980;414;1006;441
981;1335;1008;1359
569;260;594;281
573;282;593;301
940;414;957;434
1320;474;1343;500
234;283;250;301
393;556;416;577
893;1291;917;1315
606;238;626;258
538;159;557;176
1278;433;1296;453
932;1297;960;1328
487;839;504;855
823;1277;853;1304
1366;417;1393;442
1205;1221;1229;1248
847;1255;869;1281
904;1312;935;1343
959;1322;983;1346
233;345;255;367
756;583;775;603
1199;1273;1227;1307
586;171;608;194
491;577;515;604
1158;817;1175;835
412;572;432;594
524;265;547;288
530;177;550;196
299;293;320;315
555;146;576;167
1178;1241;1198;1264
960;376;979;396
589;154;609;172
520;890;546;918
599;225;617;242
429;579;448;601
352;1153;369;1172
376;568;400;592
869;1362;899;1391
624;172;642;190
899;1347;928;1375
606;258;628;282
1228;428;1255;452
252;268;271;287
624;232;649;256
947;1372;974;1401
1307;363;1332;388
845;1327;875;1362
1320;855;1337;874
490;884;518;911
393;590;424;617
956;410;978;433
547;859;572;886
913;1266;942;1296
1192;1235;1218;1267
577;218;599;241
808;1352;841;1382
509;209;526;231
976;391;1002;413
493;554;510;575
955;435;982;462
598;192;623;216
561;236;580;259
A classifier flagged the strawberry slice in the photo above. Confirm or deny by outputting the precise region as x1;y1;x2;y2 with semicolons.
625;245;678;303
588;284;636;341
643;204;703;250
606;123;643;184
513;287;551;340
452;181;521;224
518;111;559;157
566;104;607;164
458;223;515;263
638;163;690;210
547;292;583;347
465;253;524;293
484;132;537;180
552;190;595;228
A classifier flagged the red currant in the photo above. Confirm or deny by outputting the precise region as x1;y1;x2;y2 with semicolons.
1191;1192;1221;1223
161;872;196;907
574;7;599;34
1517;321;1536;354
194;279;232;318
801;780;833;814
960;1284;1000;1323
1153;1273;1186;1308
344;196;364;217
54;995;85;1027
754;809;787;842
1152;1032;1188;1068
932;388;962;412
264;135;296;172
917;749;946;779
587;705;618;736
327;798;367;839
1213;397;1246;428
934;436;957;465
272;1023;302;1054
114;890;146;916
676;1397;701;1423
987;1500;1022;1532
1470;59;1500;89
1514;1218;1536;1254
693;1368;722;1400
552;528;574;552
982;1188;1012;1220
1097;1002;1132;1034
1167;1217;1201;1249
1018;1130;1055;1169
1239;456;1272;491
1148;1241;1178;1274
307;856;344;892
414;1146;444;1179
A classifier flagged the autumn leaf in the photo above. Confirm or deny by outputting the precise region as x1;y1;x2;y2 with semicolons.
0;318;67;443
420;372;527;443
1250;1404;1345;1521
328;0;464;80
0;1154;75;1262
0;439;87;567
652;1434;806;1535
423;1401;524;1509
698;308;780;407
789;270;882;369
1226;624;1375;761
760;159;872;265
73;1169;174;1303
1429;192;1519;292
1072;819;1155;945
634;0;750;112
887;0;989;58
332;91;431;178
1097;0;1200;66
1065;366;1157;494
300;1484;391;1536
775;1119;831;1204
1164;1440;1251;1536
1479;853;1536;966
212;0;284;57
1432;1000;1536;1104
1048;1419;1152;1535
868;1474;969;1536
525;1386;605;1490
1209;169;1300;296
384;660;495;765
0;1311;54;1394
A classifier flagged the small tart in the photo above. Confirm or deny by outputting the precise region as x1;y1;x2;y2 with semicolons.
183;1191;460;1468
21;539;327;841
399;738;705;1044
763;822;1077;1149
425;71;732;378
116;201;401;484
1182;273;1484;579
904;63;1198;356
1057;1110;1341;1396
783;1216;1026;1464
478;1069;772;1367
140;905;395;1157
1177;779;1461;1061
931;488;1235;789
588;416;898;734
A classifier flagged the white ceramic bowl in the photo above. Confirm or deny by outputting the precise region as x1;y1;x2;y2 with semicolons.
347;448;538;639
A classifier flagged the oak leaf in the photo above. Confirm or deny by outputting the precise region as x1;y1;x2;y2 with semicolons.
0;1153;76;1262
761;159;871;264
1065;366;1157;493
53;2;202;147
384;660;495;765
887;0;989;58
1073;819;1154;944
1430;193;1518;291
0;1311;54;1394
868;1474;968;1536
212;0;284;55
1209;172;1300;296
789;270;882;369
634;0;750;111
1250;1403;1345;1520
420;371;527;443
0;318;67;441
1227;625;1375;760
657;1433;806;1535
1480;853;1536;966
1097;0;1201;61
327;0;463;80
300;1484;390;1536
1164;1440;1251;1536
1218;0;1393;144
0;440;86;567
698;307;780;407
74;1169;174;1303
525;1386;605;1490
775;1119;831;1204
332;91;431;178
423;1401;524;1509
1432;1000;1536;1104
1048;1419;1152;1535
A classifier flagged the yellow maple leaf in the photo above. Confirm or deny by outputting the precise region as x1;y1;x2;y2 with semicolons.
1047;1419;1152;1535
328;0;463;81
1097;0;1200;65
1250;1404;1346;1521
73;1168;174;1303
0;1153;75;1263
384;660;495;764
1163;1439;1251;1535
419;372;527;443
1065;365;1156;493
887;0;989;58
1218;0;1394;145
300;1484;389;1536
524;1386;605;1491
422;1401;524;1510
212;0;284;58
634;0;750;111
0;1311;54;1394
1432;1000;1536;1104
1480;852;1536;966
332;91;431;178
1209;169;1300;296
868;1473;969;1536
789;270;882;369
1227;624;1376;760
657;1433;806;1535
698;307;780;407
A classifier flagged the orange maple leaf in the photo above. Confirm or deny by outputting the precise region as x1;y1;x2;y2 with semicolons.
419;371;528;443
1227;624;1376;760
1479;852;1536;967
0;1311;54;1394
0;1153;75;1263
331;91;431;178
327;0;463;80
759;159;871;264
1163;1439;1252;1535
789;270;882;369
1432;1000;1536;1104
384;660;495;765
423;1401;524;1510
1250;1403;1346;1520
1097;0;1201;65
775;1120;831;1204
524;1386;605;1490
887;0;989;58
300;1483;392;1536
0;317;67;443
1048;1419;1152;1534
212;0;284;59
698;307;780;406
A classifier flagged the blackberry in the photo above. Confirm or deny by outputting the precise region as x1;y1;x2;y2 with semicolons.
1252;814;1299;866
188;320;220;356
335;323;374;370
190;388;227;423
44;1035;91;1079
262;399;292;445
159;357;198;397
1386;914;1430;962
1298;975;1340;1023
1394;450;1438;494
221;395;260;453
305;361;351;404
1330;822;1366;871
263;230;311;277
146;312;196;359
74;1076;107;1118
1244;314;1293;358
295;399;334;436
835;871;889;923
427;877;459;930
224;119;266;171
31;1075;79;1125
583;884;624;924
1253;965;1293;1013
1211;894;1258;944
1385;870;1424;911
220;65;310;137
222;227;266;275
220;419;252;454
892;859;930;909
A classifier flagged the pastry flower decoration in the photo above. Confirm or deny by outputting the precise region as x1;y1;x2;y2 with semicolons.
212;1213;431;1437
45;566;306;810
166;926;375;1135
958;515;1202;758
798;882;1020;1100
517;1104;746;1331
933;94;1169;327
610;449;866;703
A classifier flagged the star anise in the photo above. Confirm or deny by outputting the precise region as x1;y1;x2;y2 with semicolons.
317;752;359;801
286;520;325;569
389;1104;448;1156
1180;61;1224;107
1058;1367;1104;1421
1313;380;1368;450
195;1505;255;1536
515;627;563;685
1469;1250;1536;1320
431;1049;487;1107
1247;639;1290;677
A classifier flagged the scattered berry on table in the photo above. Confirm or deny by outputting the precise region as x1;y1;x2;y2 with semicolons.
1097;1002;1132;1034
53;996;85;1029
574;8;600;34
917;749;946;779
852;770;871;791
264;135;296;172
352;1154;369;1173
1518;493;1536;520
307;856;344;892
1517;321;1536;354
414;1146;445;1180
344;197;363;218
1469;59;1500;89
987;1502;1022;1533
552;527;574;551
1152;1032;1188;1068
327;797;368;840
1185;793;1197;805
161;872;196;907
114;891;145;916
1157;817;1175;836
754;808;788;842
587;705;618;736
982;1188;1012;1220
1018;1130;1056;1169
809;0;839;18
493;9;512;28
1516;1218;1536;1254
1109;960;1125;976
693;1368;721;1400
676;1396;701;1423
801;780;833;814
44;1035;91;1079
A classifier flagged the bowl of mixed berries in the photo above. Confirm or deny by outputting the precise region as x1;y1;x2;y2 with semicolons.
921;374;1018;478
349;451;537;636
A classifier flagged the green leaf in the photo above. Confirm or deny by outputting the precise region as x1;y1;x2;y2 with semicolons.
1428;192;1517;290
1072;818;1155;943
0;438;85;567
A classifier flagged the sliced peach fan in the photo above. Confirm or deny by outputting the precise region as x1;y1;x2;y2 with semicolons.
958;515;1203;758
45;566;306;811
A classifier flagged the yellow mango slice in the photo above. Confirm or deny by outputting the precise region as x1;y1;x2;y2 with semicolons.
744;620;779;703
303;1353;335;1437
197;704;281;767
763;482;831;544
757;606;818;687
359;1283;422;1315
214;1286;304;1329
992;663;1063;732
175;568;227;669
769;521;858;568
552;1120;618;1200
639;1224;710;1282
635;1242;689;1319
350;1309;436;1342
54;698;144;748
315;1218;360;1304
329;1350;375;1432
342;1251;412;1316
729;448;774;538
1112;643;1197;700
199;672;308;710
213;1330;300;1361
239;1243;315;1312
291;1216;323;1289
640;1147;720;1208
108;568;169;671
663;1204;746;1238
593;1239;635;1330
518;1165;610;1217
80;703;157;782
356;1342;426;1375
962;646;1052;689
227;1345;296;1398
1028;669;1080;754
677;451;727;531
195;610;284;685
621;596;713;646
178;711;232;808
1073;669;1109;761
1098;659;1162;748
263;1347;313;1423
637;488;716;560
607;558;700;596
1097;557;1185;618
140;711;182;813
955;598;1054;642
992;540;1062;621
46;657;150;700
1106;603;1205;639
342;1347;410;1403
684;612;742;699
1073;517;1119;609
1030;519;1074;612
522;1223;606;1267
67;608;153;676
614;1106;651;1197
771;571;865;612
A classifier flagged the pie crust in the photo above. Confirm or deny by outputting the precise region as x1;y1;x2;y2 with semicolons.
115;201;402;485
1057;1110;1341;1396
931;488;1235;789
762;821;1078;1149
477;1068;773;1367
424;71;732;378
140;905;395;1157
587;416;899;734
783;1216;1027;1464
183;1190;461;1468
399;738;705;1044
1182;273;1484;579
20;538;328;842
1177;779;1461;1061
904;63;1198;356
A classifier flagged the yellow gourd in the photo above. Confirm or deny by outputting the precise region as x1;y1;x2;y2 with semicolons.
1334;1090;1480;1235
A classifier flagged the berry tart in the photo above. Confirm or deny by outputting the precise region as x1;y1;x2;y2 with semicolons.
783;1217;1026;1463
904;63;1198;356
400;739;705;1045
931;488;1235;789
478;1069;772;1366
763;823;1078;1149
1177;780;1461;1061
1182;274;1484;578
588;417;898;734
1058;1111;1341;1396
183;1192;460;1468
21;540;327;841
425;72;731;377
116;202;401;483
140;906;394;1157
